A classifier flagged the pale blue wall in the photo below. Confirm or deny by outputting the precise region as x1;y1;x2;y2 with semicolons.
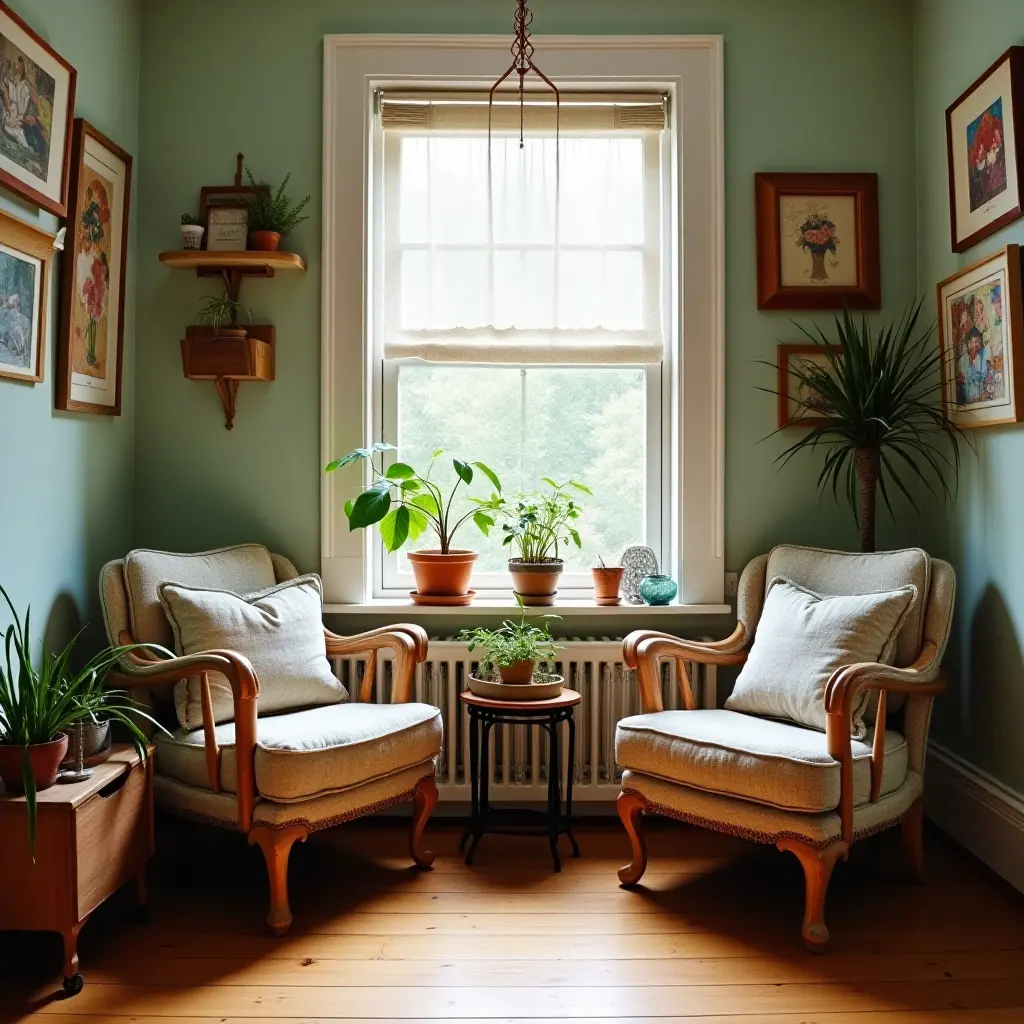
914;0;1024;792
0;0;139;648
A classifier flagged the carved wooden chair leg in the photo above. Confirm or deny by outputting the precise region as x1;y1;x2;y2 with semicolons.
777;837;849;952
901;799;925;883
617;791;648;886
410;776;439;868
249;823;309;936
60;919;85;995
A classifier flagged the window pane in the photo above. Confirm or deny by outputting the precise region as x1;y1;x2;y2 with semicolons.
396;365;647;577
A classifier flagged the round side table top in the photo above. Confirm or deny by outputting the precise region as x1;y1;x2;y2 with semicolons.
459;688;582;712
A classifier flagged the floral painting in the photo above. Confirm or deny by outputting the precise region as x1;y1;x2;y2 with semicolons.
779;195;858;289
949;278;1005;409
967;98;1007;212
71;169;112;378
0;241;39;380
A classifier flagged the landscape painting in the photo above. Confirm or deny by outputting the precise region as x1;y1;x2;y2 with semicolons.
0;240;40;381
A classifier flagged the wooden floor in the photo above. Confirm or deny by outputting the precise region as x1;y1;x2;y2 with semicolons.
2;815;1024;1022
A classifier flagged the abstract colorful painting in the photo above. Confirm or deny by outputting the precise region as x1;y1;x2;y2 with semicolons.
967;98;1008;212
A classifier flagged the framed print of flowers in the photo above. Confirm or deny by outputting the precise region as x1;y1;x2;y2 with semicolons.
755;173;881;310
937;244;1024;429
946;47;1024;254
56;119;132;415
0;206;54;384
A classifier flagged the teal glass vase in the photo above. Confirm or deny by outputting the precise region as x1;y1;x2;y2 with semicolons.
638;574;677;606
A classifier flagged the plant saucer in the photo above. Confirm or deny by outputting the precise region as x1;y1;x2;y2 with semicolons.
467;674;564;701
409;590;476;606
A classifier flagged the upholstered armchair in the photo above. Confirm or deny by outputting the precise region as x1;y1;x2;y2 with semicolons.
99;544;441;936
617;545;953;951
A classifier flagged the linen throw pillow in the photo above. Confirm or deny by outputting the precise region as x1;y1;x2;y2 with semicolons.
724;576;917;739
160;574;347;731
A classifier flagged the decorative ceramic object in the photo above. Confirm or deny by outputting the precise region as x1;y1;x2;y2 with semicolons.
180;223;204;250
468;674;563;701
620;545;659;604
639;574;678;606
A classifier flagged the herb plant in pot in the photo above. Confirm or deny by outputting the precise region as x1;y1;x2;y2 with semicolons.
245;167;311;252
0;585;167;851
180;213;204;250
325;443;502;603
459;599;563;685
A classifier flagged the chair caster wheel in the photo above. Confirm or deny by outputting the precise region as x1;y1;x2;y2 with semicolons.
63;973;84;996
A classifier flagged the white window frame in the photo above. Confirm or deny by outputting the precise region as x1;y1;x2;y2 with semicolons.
322;34;724;609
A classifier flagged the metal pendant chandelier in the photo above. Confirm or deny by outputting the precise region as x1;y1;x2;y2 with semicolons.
488;0;560;149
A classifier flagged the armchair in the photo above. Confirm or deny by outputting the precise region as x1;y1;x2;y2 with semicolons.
617;544;953;951
99;544;440;936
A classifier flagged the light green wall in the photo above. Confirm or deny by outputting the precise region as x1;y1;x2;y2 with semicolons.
0;0;139;649
135;0;921;579
914;0;1024;793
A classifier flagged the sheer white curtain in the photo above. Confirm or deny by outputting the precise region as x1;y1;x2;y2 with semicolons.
381;94;666;364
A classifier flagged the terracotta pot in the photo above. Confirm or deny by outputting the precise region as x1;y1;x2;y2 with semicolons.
499;659;536;684
408;549;477;598
509;558;563;606
249;230;281;251
591;566;624;606
0;733;69;794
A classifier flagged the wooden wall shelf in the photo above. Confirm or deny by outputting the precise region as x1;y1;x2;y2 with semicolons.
158;250;306;274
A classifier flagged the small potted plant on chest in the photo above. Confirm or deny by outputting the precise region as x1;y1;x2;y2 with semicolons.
245;167;311;252
325;443;502;604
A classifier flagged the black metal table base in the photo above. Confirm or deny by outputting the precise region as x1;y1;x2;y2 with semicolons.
459;704;580;872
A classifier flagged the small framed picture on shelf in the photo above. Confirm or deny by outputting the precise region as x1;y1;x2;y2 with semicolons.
0;207;54;384
937;244;1023;429
755;172;881;310
946;46;1024;254
205;202;248;251
776;343;840;428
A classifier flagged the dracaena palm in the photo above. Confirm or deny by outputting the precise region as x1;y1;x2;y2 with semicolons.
768;302;969;552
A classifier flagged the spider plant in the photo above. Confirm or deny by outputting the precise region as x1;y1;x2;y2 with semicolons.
194;292;252;333
0;585;169;854
766;302;969;552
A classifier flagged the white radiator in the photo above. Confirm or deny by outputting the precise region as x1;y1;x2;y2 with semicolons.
331;638;715;803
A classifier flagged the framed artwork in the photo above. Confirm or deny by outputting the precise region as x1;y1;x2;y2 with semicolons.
937;244;1023;429
56;119;131;415
0;2;76;217
0;206;54;383
946;46;1024;254
205;202;248;251
776;343;839;427
755;172;881;310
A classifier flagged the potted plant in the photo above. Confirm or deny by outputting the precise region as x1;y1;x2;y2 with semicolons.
459;599;563;684
325;442;502;602
591;555;624;606
0;585;167;852
189;292;252;340
245;167;311;251
767;302;970;552
479;479;590;606
180;213;204;250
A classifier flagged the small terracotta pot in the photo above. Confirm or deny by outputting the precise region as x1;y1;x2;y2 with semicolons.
249;230;281;251
0;733;69;793
591;566;624;606
509;558;563;606
408;549;477;598
499;659;536;684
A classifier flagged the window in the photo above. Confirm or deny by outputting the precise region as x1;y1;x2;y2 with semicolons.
373;92;669;594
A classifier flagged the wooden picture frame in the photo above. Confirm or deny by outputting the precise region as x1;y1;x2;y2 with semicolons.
0;2;76;217
205;201;249;251
937;244;1024;429
776;343;839;427
56;119;131;415
755;173;881;310
946;46;1024;254
0;206;53;383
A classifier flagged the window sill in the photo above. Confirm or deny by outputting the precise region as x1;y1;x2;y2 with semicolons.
323;598;732;617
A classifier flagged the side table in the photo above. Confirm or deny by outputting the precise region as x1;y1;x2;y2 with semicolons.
459;689;582;871
0;744;154;995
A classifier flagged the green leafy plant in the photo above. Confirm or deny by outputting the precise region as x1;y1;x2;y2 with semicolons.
0;585;169;853
477;479;590;562
245;167;311;236
194;292;252;333
766;302;969;552
325;442;502;554
458;599;563;675
180;212;203;226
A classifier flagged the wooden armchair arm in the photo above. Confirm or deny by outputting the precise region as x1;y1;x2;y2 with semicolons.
622;624;748;713
109;639;261;833
323;625;427;703
824;643;947;844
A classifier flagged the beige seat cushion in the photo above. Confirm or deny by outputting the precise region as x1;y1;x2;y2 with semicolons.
155;702;443;803
160;574;346;730
615;709;907;814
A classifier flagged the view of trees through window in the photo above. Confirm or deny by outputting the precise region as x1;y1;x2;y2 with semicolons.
395;365;648;576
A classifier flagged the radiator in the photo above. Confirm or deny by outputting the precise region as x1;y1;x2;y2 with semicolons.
331;637;716;803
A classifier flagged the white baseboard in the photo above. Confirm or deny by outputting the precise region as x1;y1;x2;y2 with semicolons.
926;742;1024;893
